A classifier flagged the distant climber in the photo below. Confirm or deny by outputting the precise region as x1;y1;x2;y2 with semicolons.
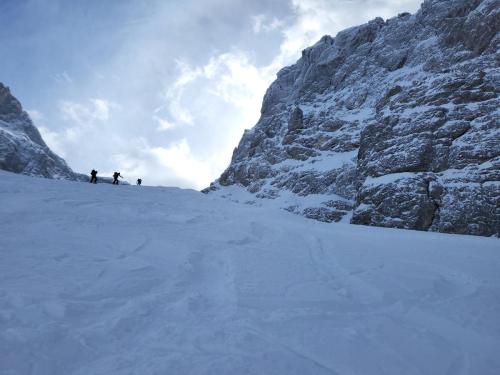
137;178;142;186
90;169;98;184
112;172;122;185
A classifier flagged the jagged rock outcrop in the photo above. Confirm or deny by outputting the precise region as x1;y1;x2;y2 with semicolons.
0;83;85;180
207;0;499;236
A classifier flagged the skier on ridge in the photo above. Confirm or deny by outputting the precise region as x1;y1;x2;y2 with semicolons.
137;178;142;186
112;172;122;185
90;169;98;184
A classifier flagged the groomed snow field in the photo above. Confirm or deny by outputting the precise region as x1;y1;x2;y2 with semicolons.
0;171;499;375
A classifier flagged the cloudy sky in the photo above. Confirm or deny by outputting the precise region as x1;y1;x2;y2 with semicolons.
0;0;421;189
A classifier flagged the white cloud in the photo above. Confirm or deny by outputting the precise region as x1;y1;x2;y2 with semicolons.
204;51;269;110
159;60;204;126
157;50;271;177
29;0;422;190
252;14;266;34
38;98;121;168
39;122;90;156
92;99;114;121
167;99;194;125
100;137;220;189
59;98;118;126
54;71;73;84
149;0;421;189
262;0;421;75
27;109;44;122
150;139;213;189
38;126;68;157
252;14;284;34
153;115;176;131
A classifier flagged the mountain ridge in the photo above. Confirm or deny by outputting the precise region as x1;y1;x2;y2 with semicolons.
0;82;86;181
207;0;499;236
0;83;127;184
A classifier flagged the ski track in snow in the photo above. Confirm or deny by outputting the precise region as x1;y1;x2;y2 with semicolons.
0;171;499;375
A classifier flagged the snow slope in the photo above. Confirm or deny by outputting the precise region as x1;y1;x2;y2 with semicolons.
0;171;499;375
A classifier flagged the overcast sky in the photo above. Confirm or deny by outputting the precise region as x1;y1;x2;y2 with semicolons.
0;0;421;189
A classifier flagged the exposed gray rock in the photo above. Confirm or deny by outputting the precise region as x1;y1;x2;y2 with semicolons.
353;173;438;230
209;0;499;236
0;83;89;181
0;85;125;185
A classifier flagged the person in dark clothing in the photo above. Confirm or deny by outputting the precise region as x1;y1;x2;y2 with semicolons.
112;172;122;185
137;178;142;186
90;169;98;184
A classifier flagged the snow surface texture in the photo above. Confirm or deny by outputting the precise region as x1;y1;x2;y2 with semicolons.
209;0;500;236
1;170;499;374
0;83;85;181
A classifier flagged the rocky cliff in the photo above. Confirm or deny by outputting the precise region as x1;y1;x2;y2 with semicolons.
0;83;84;181
207;0;499;236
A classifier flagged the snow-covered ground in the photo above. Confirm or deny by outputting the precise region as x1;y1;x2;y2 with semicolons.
0;171;499;375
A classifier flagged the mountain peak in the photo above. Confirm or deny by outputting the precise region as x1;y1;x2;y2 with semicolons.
0;83;82;180
0;83;24;118
208;0;499;237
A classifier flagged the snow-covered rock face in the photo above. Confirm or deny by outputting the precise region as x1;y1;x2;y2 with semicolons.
209;0;499;237
0;83;83;181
